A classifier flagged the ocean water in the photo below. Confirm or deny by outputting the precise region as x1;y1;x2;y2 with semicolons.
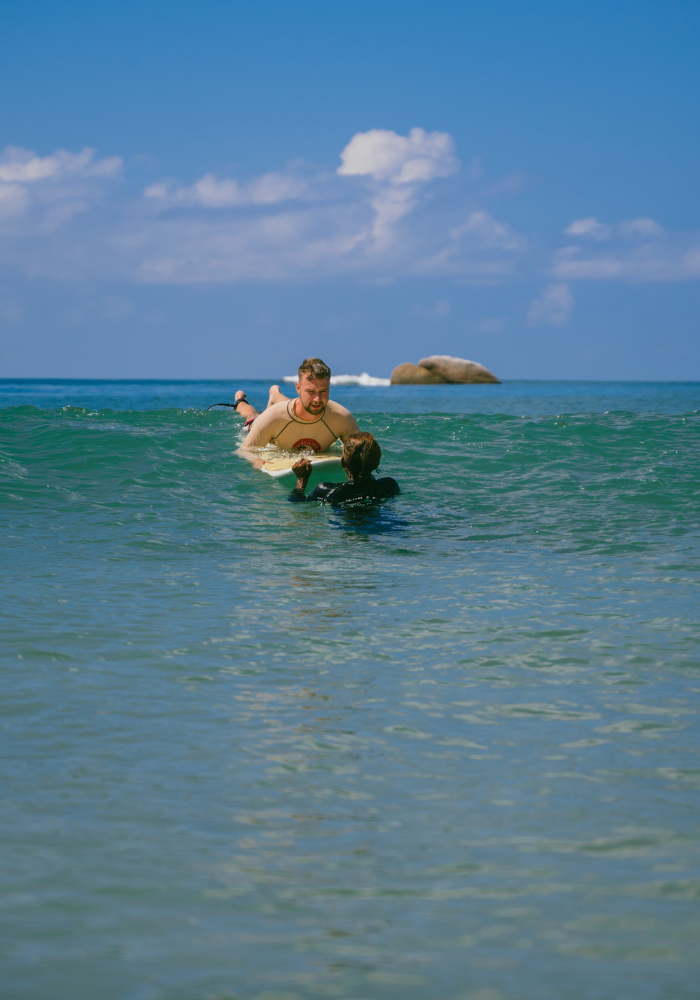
1;379;699;1000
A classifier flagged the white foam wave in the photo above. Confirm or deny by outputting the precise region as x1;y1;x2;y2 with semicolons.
282;372;390;386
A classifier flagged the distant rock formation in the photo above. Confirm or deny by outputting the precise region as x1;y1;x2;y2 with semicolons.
390;355;500;384
389;363;449;384
418;355;500;383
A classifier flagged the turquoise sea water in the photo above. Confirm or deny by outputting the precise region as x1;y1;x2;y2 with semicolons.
1;379;699;1000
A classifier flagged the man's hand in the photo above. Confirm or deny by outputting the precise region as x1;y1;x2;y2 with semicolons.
235;447;265;469
292;457;312;491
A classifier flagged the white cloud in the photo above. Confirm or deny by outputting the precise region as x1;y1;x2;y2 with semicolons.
336;128;459;245
0;146;121;184
565;215;664;243
415;211;526;279
527;283;574;326
173;173;244;207
142;182;170;201
145;171;307;208
133;208;369;283
338;127;458;185
0;145;123;236
367;185;417;244
3;138;700;293
619;217;663;239
248;172;309;205
0;133;532;283
553;216;700;282
564;217;612;240
133;172;525;283
0;183;29;218
133;128;506;276
451;211;523;251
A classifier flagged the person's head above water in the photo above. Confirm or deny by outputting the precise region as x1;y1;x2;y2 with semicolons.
298;357;331;381
289;429;398;503
296;357;331;417
341;431;381;482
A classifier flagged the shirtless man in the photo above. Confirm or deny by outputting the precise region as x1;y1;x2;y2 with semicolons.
236;357;359;458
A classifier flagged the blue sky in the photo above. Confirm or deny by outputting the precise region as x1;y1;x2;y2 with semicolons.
1;0;699;379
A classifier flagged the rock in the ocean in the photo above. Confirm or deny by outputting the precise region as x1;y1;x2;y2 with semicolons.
390;363;449;384
418;355;500;383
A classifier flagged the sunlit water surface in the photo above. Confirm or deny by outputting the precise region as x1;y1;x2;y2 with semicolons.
1;380;699;1000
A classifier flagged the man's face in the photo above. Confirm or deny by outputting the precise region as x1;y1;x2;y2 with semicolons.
296;376;330;415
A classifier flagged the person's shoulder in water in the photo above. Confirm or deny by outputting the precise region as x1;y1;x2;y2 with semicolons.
307;477;399;504
288;431;399;504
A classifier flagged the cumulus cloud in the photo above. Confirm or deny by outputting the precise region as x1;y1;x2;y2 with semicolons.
0;146;122;184
144;171;307;208
553;216;699;281
130;128;524;280
25;133;700;292
450;211;523;251
564;217;612;240
0;145;123;229
336;127;459;245
527;283;574;326
133;208;370;283
0;132;532;283
338;127;458;184
0;182;29;218
564;215;664;243
619;217;664;239
3;136;700;293
140;129;460;256
414;211;526;279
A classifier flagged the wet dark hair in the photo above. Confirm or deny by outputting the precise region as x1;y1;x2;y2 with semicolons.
298;357;331;381
342;431;381;481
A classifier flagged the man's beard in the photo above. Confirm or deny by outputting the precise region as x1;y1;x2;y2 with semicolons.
303;400;325;415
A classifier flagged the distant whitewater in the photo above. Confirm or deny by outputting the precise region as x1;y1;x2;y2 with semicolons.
282;372;390;386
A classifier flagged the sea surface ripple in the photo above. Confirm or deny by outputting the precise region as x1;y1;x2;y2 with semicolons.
1;380;699;1000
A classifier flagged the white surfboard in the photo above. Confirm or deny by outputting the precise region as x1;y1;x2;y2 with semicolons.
260;452;343;479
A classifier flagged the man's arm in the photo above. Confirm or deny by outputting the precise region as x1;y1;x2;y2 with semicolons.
239;407;278;451
235;408;282;468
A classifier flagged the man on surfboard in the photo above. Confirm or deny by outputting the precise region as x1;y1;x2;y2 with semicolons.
235;357;359;455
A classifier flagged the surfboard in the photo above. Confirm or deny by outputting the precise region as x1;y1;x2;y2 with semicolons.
260;452;343;479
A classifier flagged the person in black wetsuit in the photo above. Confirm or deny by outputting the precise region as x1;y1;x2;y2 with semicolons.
289;431;399;504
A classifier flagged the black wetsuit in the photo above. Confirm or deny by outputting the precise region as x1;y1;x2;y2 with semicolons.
289;476;400;505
